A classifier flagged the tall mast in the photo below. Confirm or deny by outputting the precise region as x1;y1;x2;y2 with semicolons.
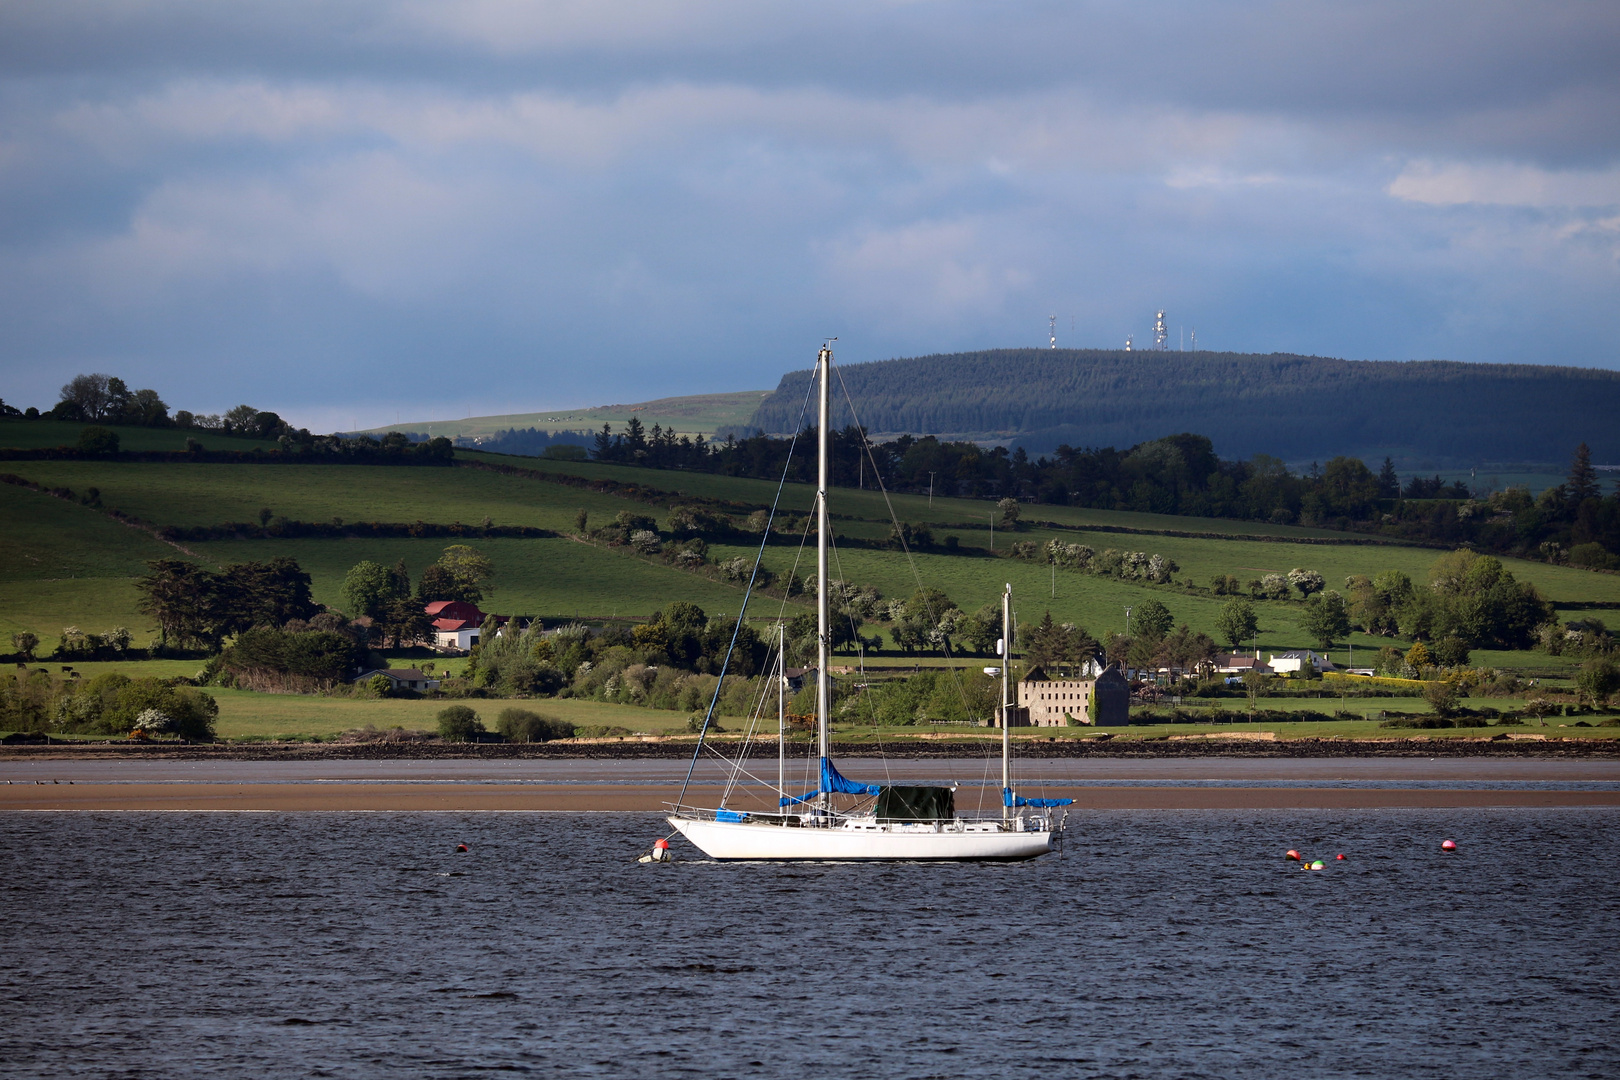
816;345;832;776
1001;583;1012;820
778;621;786;805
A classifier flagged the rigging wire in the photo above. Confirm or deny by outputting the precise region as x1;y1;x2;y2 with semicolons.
831;362;1005;813
673;371;817;814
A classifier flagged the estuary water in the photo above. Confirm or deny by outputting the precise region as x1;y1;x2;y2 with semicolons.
3;810;1617;1079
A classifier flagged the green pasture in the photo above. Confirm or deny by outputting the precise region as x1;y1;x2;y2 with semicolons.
711;538;1412;660
0;418;277;453
200;690;699;740
7;645;1611;740
0;482;177;580
462;451;1358;540
0;484;172;652
832;720;1618;742
0;580;152;655
187;536;762;620
4;449;1616;680
1003;523;1620;610
365;390;772;441
5;460;641;533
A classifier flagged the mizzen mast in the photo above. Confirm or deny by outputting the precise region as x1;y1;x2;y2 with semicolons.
1002;583;1012;820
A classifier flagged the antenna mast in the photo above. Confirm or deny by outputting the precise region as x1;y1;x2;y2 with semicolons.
1048;315;1057;349
1154;310;1168;350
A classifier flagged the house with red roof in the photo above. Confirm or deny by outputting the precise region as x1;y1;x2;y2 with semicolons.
424;600;497;651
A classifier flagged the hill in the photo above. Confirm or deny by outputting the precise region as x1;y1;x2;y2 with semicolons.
4;450;1614;657
748;350;1620;466
4;450;1615;739
354;391;770;443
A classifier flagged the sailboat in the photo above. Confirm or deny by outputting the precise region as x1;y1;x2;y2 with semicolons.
665;344;1070;861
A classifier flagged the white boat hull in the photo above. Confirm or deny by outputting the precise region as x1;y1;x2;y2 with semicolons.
669;816;1053;861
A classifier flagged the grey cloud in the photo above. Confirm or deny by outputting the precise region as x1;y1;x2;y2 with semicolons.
3;2;1616;161
1;0;1617;426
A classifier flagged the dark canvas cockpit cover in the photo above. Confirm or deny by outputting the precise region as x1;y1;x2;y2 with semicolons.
875;786;955;822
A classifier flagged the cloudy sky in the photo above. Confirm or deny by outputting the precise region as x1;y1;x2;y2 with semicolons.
2;0;1617;431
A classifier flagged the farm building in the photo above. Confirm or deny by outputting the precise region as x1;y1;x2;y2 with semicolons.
1016;664;1130;726
424;600;495;651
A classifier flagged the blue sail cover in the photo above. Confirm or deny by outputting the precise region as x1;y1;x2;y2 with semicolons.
779;758;882;806
822;758;882;796
1003;787;1074;808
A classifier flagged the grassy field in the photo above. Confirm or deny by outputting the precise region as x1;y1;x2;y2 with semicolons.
199;690;699;740
461;451;1364;540
188;536;761;619
360;390;772;441
8;647;1612;741
6;460;640;532
0;418;278;452
0;482;179;580
205;695;1619;742
4;448;1616;685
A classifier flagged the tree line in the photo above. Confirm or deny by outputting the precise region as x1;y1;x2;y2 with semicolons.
2;372;456;466
586;418;1619;566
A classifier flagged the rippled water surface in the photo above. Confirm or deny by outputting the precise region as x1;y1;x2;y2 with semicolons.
3;810;1617;1078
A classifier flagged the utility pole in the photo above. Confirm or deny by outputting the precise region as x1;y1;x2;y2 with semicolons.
928;471;936;508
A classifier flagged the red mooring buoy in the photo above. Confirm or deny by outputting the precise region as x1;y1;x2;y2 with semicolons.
1286;850;1301;861
1441;839;1457;851
456;843;470;853
1336;853;1346;860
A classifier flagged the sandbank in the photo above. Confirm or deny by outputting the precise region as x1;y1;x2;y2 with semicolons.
4;782;1617;812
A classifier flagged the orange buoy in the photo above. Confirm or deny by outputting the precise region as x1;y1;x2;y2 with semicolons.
455;843;470;852
655;838;669;850
1441;839;1456;851
1286;850;1301;861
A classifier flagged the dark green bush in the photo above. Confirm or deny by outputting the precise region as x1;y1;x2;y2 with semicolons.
1379;716;1455;729
494;707;574;742
76;426;120;454
436;705;484;741
56;673;217;739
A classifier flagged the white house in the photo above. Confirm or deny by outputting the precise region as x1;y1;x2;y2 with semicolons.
1267;649;1338;676
424;600;499;652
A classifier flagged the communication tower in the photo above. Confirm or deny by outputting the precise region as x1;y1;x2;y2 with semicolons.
1048;315;1057;349
1153;310;1168;350
1124;335;1133;352
1190;327;1197;352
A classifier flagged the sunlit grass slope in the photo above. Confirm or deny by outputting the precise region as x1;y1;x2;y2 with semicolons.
2;452;1615;674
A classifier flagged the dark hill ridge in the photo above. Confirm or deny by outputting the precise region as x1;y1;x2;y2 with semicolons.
748;349;1620;465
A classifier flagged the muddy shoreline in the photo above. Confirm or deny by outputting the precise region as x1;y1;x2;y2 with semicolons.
4;737;1618;762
